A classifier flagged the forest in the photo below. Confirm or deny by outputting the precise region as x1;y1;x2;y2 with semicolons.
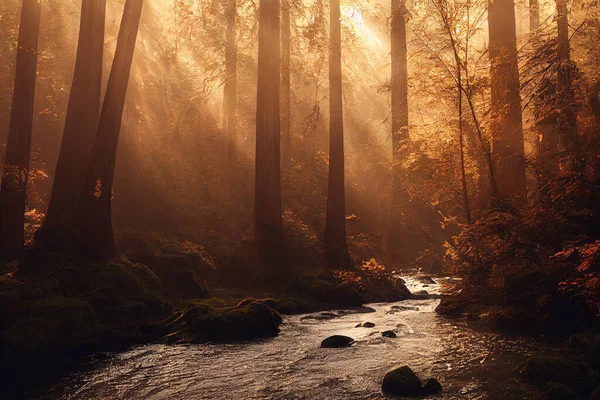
1;0;600;398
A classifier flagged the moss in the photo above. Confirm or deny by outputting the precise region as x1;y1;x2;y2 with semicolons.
116;230;214;299
164;298;282;343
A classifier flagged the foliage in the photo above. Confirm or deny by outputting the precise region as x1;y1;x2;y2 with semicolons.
444;172;600;331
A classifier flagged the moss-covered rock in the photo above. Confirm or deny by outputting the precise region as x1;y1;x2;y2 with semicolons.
163;298;283;343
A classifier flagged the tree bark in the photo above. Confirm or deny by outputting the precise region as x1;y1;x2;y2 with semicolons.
530;0;539;31
0;0;41;262
253;0;287;276
488;0;526;204
222;0;237;176
72;0;143;259
324;0;350;269
555;0;580;171
281;0;292;169
38;0;106;245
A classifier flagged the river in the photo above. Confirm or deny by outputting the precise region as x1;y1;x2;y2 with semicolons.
38;276;553;399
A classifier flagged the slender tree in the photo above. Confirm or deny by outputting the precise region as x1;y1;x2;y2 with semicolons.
72;0;144;258
488;0;526;203
324;0;350;269
281;0;292;169
222;0;237;175
555;0;580;170
530;0;539;31
0;0;42;262
38;0;106;245
384;0;410;262
253;0;287;276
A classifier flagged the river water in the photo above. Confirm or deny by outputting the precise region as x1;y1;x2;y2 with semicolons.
39;276;553;399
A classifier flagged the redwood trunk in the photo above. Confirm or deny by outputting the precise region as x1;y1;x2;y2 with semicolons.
488;0;526;203
253;0;287;275
0;0;41;262
72;0;143;259
39;0;106;244
530;0;539;31
222;0;237;174
281;0;291;169
555;0;580;171
324;0;350;269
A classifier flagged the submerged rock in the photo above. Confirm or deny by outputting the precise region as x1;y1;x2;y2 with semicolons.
416;275;437;285
362;322;375;328
321;335;355;348
382;330;397;338
422;378;443;395
381;366;423;396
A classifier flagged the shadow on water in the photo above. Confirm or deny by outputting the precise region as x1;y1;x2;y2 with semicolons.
38;276;557;399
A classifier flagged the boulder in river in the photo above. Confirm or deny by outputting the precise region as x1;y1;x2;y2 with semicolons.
422;378;443;395
382;330;397;338
362;322;375;328
381;366;423;396
416;275;437;285
321;335;355;348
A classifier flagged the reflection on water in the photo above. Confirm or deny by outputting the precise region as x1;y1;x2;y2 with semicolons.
39;277;549;399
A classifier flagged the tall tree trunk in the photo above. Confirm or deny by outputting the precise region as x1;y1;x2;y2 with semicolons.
324;0;350;269
555;0;580;171
530;0;539;31
222;0;237;178
488;0;526;204
38;0;106;245
72;0;143;259
385;0;410;262
281;0;291;169
0;0;41;262
253;0;287;276
457;67;471;224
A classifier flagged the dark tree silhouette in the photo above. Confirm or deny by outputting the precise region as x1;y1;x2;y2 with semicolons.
488;0;526;203
281;0;292;169
252;0;287;276
0;0;42;262
222;0;237;176
72;0;144;259
555;0;580;170
38;0;106;245
324;0;350;269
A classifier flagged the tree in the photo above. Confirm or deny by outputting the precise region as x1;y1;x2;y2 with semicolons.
0;0;42;262
72;0;144;258
281;0;292;169
253;0;287;276
37;0;106;245
222;0;237;176
488;0;526;203
530;0;539;31
324;0;350;269
555;0;580;170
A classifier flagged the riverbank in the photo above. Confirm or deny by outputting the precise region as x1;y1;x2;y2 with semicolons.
0;253;410;399
33;276;591;400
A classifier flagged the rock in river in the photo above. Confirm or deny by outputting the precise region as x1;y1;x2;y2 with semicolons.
416;275;437;285
321;335;355;348
381;366;423;396
422;378;443;395
382;330;397;338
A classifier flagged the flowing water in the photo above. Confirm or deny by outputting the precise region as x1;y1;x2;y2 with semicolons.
39;276;555;399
